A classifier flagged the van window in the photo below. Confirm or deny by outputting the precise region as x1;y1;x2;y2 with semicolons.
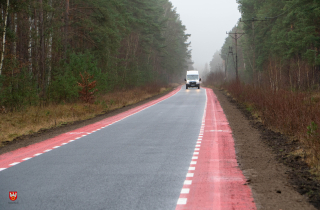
187;75;198;80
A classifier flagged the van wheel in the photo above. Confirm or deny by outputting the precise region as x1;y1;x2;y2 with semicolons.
198;85;200;89
186;85;188;89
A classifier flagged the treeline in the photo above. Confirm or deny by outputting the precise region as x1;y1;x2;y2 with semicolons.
0;0;191;110
205;0;320;171
217;0;320;90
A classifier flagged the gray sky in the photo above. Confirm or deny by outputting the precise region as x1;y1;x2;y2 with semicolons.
169;0;241;70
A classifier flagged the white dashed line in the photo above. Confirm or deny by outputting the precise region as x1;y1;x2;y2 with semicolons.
186;173;194;177
190;161;197;165
181;188;190;194
177;198;187;205
34;153;42;156
189;167;195;170
9;162;20;166
44;149;52;152
0;168;6;171
192;156;198;159
208;130;231;132
194;152;199;155
196;145;200;147
195;148;200;151
22;157;32;161
61;143;67;145
184;180;192;185
69;140;74;142
53;146;60;149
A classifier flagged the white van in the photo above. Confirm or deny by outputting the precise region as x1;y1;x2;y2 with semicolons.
184;70;201;89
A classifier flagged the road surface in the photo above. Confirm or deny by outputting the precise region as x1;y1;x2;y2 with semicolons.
0;87;256;210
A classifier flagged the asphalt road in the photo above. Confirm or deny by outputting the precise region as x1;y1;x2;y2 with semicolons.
0;87;206;210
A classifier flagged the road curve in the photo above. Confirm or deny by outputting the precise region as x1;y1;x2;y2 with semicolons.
0;86;256;210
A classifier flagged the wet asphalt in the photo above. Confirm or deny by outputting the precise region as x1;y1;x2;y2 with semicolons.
0;87;206;210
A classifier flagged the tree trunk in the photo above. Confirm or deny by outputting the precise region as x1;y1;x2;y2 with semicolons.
0;0;10;75
39;0;45;98
13;13;17;56
64;0;69;59
29;14;33;73
47;0;53;84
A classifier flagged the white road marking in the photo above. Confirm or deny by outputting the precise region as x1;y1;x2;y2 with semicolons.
22;157;32;161
0;168;6;171
195;148;200;151
207;130;231;132
53;146;60;148
9;162;20;166
44;149;52;152
192;156;198;159
181;188;190;194
67;132;89;135
177;198;187;205
193;152;199;155
184;180;192;185
34;153;42;156
189;167;195;170
190;161;197;165
196;145;200;147
186;173;194;177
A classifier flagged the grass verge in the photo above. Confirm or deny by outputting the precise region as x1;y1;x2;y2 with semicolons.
0;84;177;147
224;81;320;173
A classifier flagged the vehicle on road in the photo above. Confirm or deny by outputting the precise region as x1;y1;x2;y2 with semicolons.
185;70;201;89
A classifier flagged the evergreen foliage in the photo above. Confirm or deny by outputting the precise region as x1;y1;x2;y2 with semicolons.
0;0;191;109
220;0;320;89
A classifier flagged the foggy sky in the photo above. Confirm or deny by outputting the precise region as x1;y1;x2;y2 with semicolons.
169;0;241;71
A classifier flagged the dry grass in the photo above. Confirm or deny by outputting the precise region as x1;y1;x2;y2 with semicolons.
203;71;225;88
225;81;320;170
0;84;175;146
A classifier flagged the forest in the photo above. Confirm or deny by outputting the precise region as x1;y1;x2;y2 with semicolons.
206;0;320;170
0;0;191;110
209;0;320;87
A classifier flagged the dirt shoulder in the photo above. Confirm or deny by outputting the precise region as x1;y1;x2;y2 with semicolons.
0;88;176;155
212;87;319;210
